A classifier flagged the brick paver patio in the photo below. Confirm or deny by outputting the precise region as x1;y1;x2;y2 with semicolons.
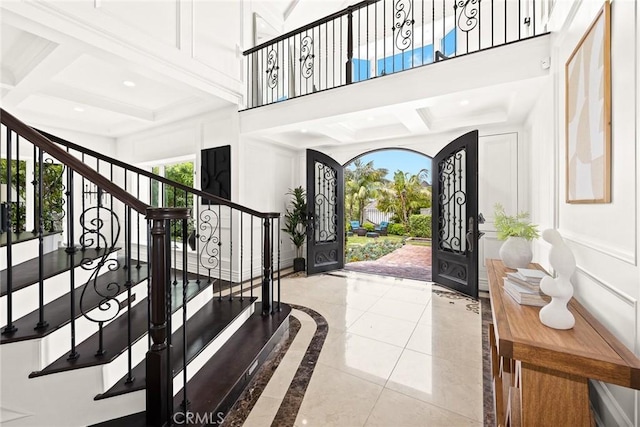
344;243;432;282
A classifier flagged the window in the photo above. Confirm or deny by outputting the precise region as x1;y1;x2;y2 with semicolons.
0;159;27;232
146;158;196;242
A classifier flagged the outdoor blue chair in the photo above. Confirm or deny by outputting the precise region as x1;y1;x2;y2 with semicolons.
375;221;389;236
350;220;361;230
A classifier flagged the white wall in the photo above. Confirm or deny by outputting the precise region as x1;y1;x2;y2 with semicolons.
526;0;639;425
238;135;301;268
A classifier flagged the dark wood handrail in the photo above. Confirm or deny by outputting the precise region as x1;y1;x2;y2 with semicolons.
36;129;280;219
243;0;380;55
1;108;150;215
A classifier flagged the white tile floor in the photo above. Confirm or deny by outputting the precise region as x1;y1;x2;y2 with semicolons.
243;271;484;427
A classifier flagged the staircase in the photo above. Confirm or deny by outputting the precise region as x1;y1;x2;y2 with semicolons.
0;109;289;426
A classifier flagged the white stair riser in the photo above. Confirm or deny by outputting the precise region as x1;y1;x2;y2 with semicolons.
173;303;254;394
0;253;119;328
99;285;214;393
37;279;148;370
0;234;64;270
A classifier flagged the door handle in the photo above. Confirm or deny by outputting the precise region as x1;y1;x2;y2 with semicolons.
466;217;474;253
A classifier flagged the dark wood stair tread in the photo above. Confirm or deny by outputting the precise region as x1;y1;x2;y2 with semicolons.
1;247;117;296
1;261;148;344
0;230;61;247
90;303;291;427
95;297;257;400
29;277;217;378
180;303;291;419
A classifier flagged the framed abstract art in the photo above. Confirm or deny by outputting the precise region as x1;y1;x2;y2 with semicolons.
565;1;611;203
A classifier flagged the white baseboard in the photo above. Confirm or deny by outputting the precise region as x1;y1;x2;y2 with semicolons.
589;380;634;427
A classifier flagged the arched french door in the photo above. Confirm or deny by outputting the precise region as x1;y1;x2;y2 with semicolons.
305;132;481;299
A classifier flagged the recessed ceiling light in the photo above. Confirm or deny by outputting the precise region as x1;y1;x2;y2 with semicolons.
73;107;85;112
460;99;470;106
122;80;136;87
301;129;308;133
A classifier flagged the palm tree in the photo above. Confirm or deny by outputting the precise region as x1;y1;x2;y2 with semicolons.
377;171;432;228
344;159;388;224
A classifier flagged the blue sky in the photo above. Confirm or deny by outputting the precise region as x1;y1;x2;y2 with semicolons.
349;150;432;183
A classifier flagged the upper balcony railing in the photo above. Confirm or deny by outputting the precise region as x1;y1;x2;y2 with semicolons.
243;0;548;109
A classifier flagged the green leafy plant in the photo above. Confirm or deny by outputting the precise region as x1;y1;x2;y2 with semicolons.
409;214;432;238
282;186;309;258
494;203;539;241
363;222;375;232
387;223;406;235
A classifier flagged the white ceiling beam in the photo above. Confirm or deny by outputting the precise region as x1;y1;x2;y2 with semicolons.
40;84;155;122
2;44;82;108
396;108;431;134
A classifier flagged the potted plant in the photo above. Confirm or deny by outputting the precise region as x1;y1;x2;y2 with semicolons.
282;186;309;272
494;203;539;268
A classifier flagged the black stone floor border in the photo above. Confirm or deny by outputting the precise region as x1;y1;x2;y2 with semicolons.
480;296;497;427
222;304;329;427
270;304;328;427
221;315;302;427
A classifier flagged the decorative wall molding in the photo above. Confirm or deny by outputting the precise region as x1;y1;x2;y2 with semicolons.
560;229;637;266
574;266;638;355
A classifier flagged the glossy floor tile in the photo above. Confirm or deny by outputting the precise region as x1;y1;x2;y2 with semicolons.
227;271;485;427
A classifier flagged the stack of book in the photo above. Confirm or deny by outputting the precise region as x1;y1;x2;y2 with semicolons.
503;268;551;307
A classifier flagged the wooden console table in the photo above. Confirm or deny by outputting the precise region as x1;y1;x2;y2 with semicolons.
487;259;640;426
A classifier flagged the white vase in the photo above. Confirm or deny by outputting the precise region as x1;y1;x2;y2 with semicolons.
499;236;532;269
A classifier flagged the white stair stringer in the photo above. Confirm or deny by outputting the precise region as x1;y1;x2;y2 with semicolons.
37;278;149;371
0;338;145;427
0;252;119;328
0;293;257;426
99;283;214;394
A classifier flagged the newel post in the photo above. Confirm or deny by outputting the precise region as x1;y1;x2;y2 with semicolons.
146;207;190;426
262;217;273;316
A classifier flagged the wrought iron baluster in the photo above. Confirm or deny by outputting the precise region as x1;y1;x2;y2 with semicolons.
432;0;435;62
277;215;281;311
173;187;177;286
240;212;244;301
346;8;353;84
32;145;37;233
111;164;114;245
181;217;189;413
125;206;134;384
66;159;79;360
504;0;507;44
15;134;21;232
35;148;48;330
196;200;200;284
250;215;254;300
229;207;233;301
2;127;16;334
136;174;141;269
218;203;222;301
